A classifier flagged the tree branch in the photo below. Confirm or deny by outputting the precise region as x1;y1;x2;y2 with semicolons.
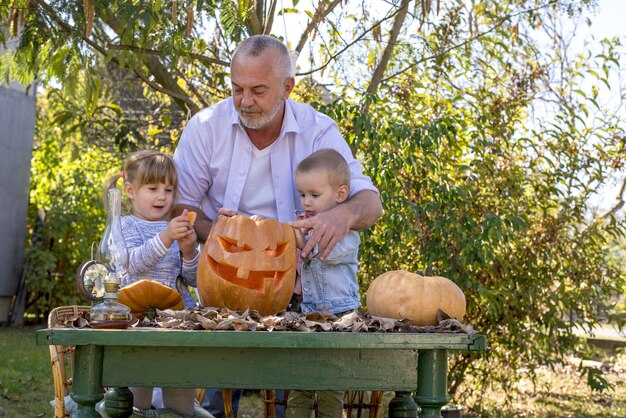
296;5;401;77
106;44;229;67
365;0;410;97
36;0;203;113
599;177;626;219
381;1;558;84
103;12;199;114
263;0;277;35
294;0;343;56
246;0;263;34
35;0;107;56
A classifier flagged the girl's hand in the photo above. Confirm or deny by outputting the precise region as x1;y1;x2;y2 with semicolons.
178;228;198;260
160;209;196;248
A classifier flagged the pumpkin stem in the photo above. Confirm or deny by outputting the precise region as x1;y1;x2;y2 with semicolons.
145;307;157;320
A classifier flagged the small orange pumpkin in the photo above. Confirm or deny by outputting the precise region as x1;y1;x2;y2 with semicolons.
119;279;184;319
197;215;296;316
366;270;466;326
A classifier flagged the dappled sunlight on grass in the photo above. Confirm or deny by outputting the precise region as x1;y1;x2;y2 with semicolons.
0;326;52;418
462;357;626;418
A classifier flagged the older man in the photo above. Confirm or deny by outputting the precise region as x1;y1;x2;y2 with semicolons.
173;35;382;418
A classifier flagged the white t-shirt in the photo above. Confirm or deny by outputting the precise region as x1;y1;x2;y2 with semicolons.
238;144;277;219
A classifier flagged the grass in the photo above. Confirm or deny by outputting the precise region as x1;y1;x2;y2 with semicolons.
1;326;625;417
0;325;53;417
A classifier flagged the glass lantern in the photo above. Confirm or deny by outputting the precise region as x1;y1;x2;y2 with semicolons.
89;188;132;329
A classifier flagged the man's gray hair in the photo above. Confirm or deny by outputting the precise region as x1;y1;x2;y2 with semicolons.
233;35;295;78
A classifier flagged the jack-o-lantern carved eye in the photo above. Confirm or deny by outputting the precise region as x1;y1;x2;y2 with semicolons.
218;236;252;253
265;242;289;257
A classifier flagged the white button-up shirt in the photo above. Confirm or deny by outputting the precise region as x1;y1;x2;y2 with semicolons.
173;97;378;223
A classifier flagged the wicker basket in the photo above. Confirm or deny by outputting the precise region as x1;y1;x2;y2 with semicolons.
48;305;91;417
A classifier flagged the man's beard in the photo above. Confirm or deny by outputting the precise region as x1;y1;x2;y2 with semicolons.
238;97;284;129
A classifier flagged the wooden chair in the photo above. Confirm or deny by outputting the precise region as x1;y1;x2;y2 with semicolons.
48;305;234;418
263;389;384;418
194;388;235;418
48;305;92;418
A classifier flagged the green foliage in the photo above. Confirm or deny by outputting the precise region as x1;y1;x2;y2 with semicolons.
24;93;119;320
322;89;626;401
309;1;626;400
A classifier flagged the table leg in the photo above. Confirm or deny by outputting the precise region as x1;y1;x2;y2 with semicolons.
388;391;418;418
415;349;449;418
104;387;134;417
70;345;104;418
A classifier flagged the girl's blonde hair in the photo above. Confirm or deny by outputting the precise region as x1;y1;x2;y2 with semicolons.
103;150;178;211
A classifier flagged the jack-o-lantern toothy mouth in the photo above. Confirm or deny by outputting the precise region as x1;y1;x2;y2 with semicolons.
207;256;289;292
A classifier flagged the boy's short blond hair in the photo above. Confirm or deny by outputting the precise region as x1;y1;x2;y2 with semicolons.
296;148;350;190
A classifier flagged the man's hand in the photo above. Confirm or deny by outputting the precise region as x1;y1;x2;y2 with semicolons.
289;190;382;259
218;208;265;221
217;207;239;217
290;204;352;260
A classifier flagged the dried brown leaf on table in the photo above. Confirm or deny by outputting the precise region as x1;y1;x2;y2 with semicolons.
259;315;286;329
367;316;397;331
437;309;452;322
333;311;360;329
178;320;205;330
305;308;334;322
194;315;218;330
215;318;257;331
292;321;311;332
283;311;301;321
303;319;333;331
70;316;90;329
156;309;189;320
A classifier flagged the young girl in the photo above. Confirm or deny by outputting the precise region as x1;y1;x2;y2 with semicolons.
103;149;205;417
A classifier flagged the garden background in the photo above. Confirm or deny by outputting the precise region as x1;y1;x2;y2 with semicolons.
1;0;625;416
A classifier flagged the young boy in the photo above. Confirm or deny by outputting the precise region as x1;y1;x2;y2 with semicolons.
287;148;362;418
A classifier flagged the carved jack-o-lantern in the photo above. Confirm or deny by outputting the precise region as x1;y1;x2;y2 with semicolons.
197;215;296;316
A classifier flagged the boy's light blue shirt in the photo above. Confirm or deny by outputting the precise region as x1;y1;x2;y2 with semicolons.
300;230;361;315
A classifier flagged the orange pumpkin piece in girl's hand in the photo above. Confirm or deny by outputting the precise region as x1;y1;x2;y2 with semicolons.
188;211;197;226
119;279;184;320
197;215;296;316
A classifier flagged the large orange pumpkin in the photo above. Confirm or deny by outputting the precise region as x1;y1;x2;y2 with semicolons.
366;270;466;326
118;279;184;320
197;215;296;316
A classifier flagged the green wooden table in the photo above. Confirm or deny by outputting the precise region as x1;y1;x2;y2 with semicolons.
35;328;486;418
